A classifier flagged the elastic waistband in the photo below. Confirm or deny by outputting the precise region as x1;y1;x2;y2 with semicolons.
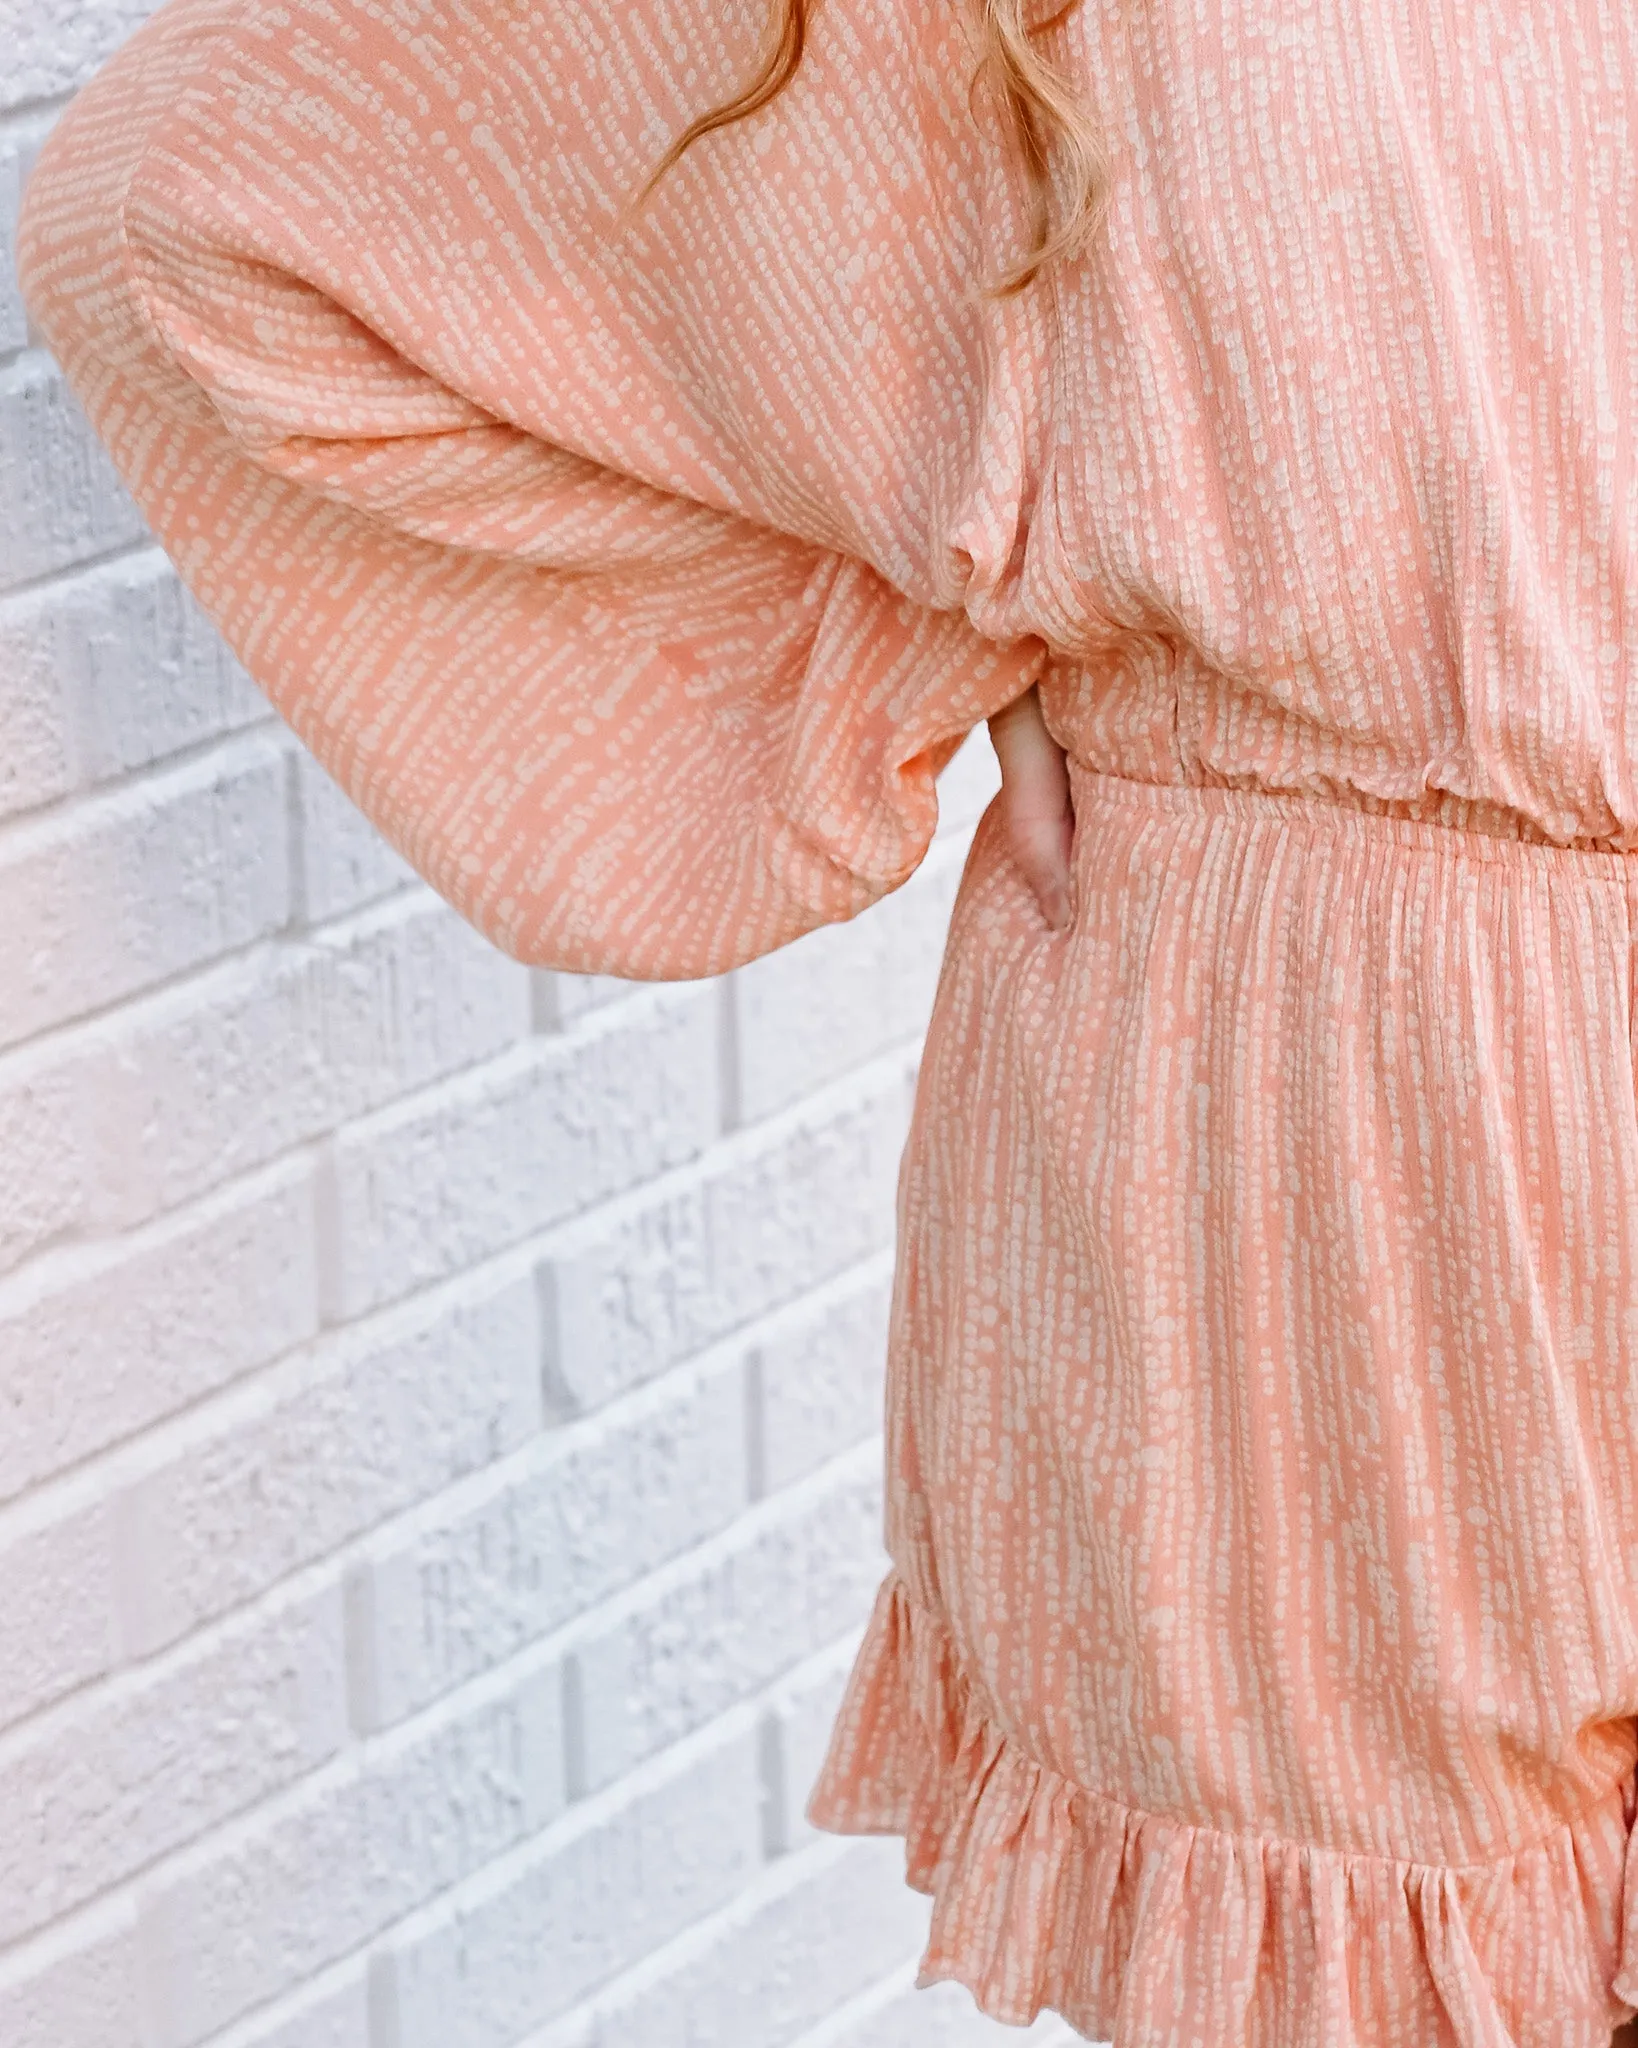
1068;764;1638;878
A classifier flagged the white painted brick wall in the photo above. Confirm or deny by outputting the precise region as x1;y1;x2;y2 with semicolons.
1;20;1086;2045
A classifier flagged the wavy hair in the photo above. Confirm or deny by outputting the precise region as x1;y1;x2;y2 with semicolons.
637;0;1112;294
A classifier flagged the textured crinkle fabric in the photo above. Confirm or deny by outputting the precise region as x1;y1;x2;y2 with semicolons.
811;768;1638;2044
19;0;1638;2037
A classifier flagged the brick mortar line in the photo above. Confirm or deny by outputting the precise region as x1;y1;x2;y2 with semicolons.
782;1958;929;2048
263;1669;827;1971
0;726;286;857
0;705;283;838
0;1437;878;1825
0;1177;893;1568
0;527;153;606
155;1436;882;1888
0;885;484;1088
0;1575;881;1997
0;806;960;1104
0;972;912;1340
0;92;72;132
0;535;163;614
521;1434;884;1671
0;1251;895;1742
490;1833;871;2048
189;1735;885;2048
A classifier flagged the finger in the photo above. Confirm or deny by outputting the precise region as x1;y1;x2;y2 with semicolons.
988;688;1075;927
1008;806;1075;928
992;711;1074;925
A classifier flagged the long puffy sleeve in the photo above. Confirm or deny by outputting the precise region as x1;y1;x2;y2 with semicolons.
15;0;1046;979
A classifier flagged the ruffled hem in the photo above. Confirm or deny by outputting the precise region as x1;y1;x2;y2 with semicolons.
804;1571;1638;2046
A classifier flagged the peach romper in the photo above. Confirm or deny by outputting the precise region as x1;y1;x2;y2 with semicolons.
21;0;1638;2037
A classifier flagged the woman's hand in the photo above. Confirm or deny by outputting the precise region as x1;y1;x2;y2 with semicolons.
987;682;1075;930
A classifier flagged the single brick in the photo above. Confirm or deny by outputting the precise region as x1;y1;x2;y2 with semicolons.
381;1713;764;2048
0;1494;120;1735
0;119;49;355
113;1267;544;1660
356;1349;749;1730
0;732;290;1053
728;833;966;1123
540;1054;915;1414
139;1662;563;2046
0;580;72;821
0;1581;346;1947
754;1256;893;1496
4;0;162;111
0;548;269;821
521;1836;931;2048
0;1156;319;1502
198;1968;370;2048
567;1445;886;1795
531;968;654;1029
790;1967;1079;2048
659;1839;931;2047
0;354;149;593
0;1901;141;2048
287;745;415;927
0;1032;85;1279
323;984;719;1322
765;1635;872;1858
0;890;529;1278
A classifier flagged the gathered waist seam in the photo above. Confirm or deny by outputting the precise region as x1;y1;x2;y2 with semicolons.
1067;762;1638;876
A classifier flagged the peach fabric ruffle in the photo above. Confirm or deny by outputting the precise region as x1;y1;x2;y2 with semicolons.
812;1570;1638;2046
